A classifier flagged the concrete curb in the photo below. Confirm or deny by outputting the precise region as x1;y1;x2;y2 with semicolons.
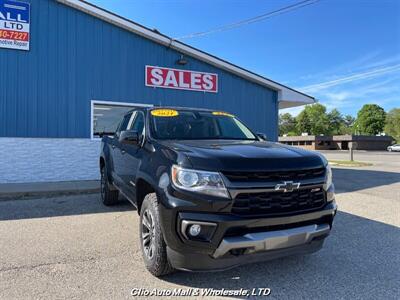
0;180;100;201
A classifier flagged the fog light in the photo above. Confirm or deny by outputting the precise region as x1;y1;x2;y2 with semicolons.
189;224;201;236
181;220;217;241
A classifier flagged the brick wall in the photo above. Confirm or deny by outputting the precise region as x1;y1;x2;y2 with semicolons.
0;138;101;183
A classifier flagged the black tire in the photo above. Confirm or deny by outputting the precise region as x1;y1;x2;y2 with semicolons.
100;165;119;206
139;193;174;277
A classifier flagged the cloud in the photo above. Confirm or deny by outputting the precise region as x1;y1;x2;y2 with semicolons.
293;53;400;85
280;106;304;116
361;54;400;70
282;53;400;116
300;64;400;93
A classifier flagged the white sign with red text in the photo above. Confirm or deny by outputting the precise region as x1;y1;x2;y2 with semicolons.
145;66;218;93
0;0;30;51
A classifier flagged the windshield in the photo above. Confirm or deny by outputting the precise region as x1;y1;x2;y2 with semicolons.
150;109;257;140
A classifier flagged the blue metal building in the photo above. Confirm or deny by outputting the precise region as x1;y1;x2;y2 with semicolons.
0;0;314;183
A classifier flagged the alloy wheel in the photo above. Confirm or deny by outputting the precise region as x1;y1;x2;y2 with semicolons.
142;210;155;259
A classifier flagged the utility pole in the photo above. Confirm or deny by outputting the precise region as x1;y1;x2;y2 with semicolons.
349;141;357;161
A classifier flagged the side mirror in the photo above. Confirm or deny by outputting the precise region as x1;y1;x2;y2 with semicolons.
119;130;139;145
99;131;114;138
256;133;267;141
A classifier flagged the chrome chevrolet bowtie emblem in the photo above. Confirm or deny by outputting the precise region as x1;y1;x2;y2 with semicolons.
275;181;300;193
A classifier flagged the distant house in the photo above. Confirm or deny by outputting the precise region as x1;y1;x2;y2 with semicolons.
279;135;393;150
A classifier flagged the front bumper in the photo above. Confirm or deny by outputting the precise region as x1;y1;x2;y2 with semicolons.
212;223;330;258
158;187;337;271
168;238;325;272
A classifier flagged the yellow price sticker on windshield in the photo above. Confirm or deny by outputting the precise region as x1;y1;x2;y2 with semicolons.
151;109;179;117
212;111;234;117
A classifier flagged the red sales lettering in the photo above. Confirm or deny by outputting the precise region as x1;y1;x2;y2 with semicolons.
146;66;218;93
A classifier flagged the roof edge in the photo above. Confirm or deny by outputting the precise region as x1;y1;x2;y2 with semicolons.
56;0;315;107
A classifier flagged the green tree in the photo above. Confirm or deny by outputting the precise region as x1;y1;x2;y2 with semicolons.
343;115;355;127
341;115;355;134
279;113;297;136
384;108;400;142
296;109;311;134
296;103;330;135
327;109;344;135
354;104;386;135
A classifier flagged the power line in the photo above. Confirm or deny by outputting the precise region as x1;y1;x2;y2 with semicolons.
174;0;321;40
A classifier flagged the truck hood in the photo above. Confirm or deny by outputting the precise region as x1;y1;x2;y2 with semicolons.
159;140;326;172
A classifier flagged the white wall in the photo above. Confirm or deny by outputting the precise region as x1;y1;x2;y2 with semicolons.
0;138;101;183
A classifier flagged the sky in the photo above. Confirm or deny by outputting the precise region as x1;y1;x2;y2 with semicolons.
91;0;400;117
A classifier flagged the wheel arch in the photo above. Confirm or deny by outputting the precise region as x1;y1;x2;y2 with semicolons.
136;177;157;214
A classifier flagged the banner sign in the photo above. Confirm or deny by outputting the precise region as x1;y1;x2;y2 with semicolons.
0;0;30;51
146;66;218;93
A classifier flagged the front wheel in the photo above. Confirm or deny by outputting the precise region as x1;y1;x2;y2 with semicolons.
139;193;174;277
388;148;392;152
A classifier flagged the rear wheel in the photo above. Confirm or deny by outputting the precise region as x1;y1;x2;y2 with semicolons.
139;193;174;277
100;165;119;206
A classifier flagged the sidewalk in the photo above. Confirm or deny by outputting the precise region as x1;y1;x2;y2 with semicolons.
0;180;100;201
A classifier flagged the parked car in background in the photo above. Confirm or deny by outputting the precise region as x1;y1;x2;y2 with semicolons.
387;144;400;152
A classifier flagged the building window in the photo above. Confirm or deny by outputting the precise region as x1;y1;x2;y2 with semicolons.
306;141;312;145
91;101;151;139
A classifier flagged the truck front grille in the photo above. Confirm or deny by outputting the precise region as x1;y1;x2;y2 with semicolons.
231;187;326;216
223;168;325;182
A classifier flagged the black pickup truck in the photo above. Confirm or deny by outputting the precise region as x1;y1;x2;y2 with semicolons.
100;107;336;276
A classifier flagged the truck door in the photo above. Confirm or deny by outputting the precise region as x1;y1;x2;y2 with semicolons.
112;112;134;188
119;111;145;200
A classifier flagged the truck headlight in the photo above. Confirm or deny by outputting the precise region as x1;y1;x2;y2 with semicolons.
325;164;335;202
171;165;229;198
325;164;332;189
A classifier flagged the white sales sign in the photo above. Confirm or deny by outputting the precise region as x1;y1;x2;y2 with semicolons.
0;0;30;51
146;65;218;93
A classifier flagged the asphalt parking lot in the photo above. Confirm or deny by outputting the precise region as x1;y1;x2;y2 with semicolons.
1;151;399;299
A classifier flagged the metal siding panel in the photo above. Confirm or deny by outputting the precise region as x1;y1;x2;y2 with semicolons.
76;11;89;137
0;0;278;140
66;7;76;137
48;3;59;137
37;0;49;137
9;50;18;136
57;6;68;137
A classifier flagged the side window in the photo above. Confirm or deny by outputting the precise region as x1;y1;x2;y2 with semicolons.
117;112;133;133
129;112;145;134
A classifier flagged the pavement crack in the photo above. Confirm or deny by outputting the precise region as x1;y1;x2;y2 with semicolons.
0;256;98;273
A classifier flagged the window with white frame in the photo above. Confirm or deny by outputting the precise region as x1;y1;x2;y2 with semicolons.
91;101;149;139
